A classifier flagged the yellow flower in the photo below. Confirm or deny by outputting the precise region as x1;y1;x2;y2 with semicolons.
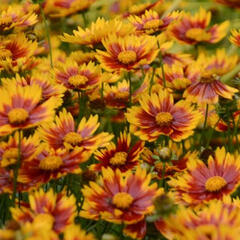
60;18;135;48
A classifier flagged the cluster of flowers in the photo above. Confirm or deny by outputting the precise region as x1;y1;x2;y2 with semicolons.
0;0;240;239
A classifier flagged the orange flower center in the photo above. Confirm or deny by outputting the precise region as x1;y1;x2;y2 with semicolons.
39;156;63;170
1;148;18;167
68;74;88;87
155;112;173;126
109;152;128;165
186;28;211;41
118;50;137;65
143;19;163;30
205;176;227;192
8;108;29;125
64;132;82;146
112;192;133;209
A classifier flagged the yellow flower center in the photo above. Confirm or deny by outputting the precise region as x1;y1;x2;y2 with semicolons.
186;28;211;41
155;112;173;126
143;19;163;30
118;50;137;65
1;148;18;167
205;176;227;192
64;132;82;146
109;152;128;165
39;156;63;170
8;108;29;125
112;192;133;209
68;74;88;87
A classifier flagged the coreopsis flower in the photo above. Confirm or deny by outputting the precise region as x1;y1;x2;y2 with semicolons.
155;197;240;240
64;224;95;240
60;18;135;48
0;132;39;169
123;219;147;240
169;147;240;206
230;29;240;47
122;0;163;18
142;145;197;180
90;131;144;172
0;33;39;73
126;89;201;142
128;10;180;35
0;215;58;240
69;50;96;65
11;188;76;234
0;84;61;136
214;0;240;8
19;144;89;185
81;167;163;224
2;73;66;101
38;108;112;152
156;33;193;67
96;34;159;73
183;50;238;104
55;60;102;91
0;4;38;33
155;64;193;92
168;7;229;45
43;0;95;18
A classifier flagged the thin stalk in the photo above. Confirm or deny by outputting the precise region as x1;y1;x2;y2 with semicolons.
12;131;21;205
161;63;166;88
101;82;104;102
161;162;166;191
203;104;209;129
40;7;53;69
127;72;132;107
149;67;156;94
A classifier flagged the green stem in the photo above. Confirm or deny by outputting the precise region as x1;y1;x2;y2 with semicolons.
12;131;21;205
128;72;132;107
161;63;166;89
149;67;156;94
203;104;209;129
40;7;53;69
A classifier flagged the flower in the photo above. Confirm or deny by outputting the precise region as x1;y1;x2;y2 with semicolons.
0;33;39;73
183;50;238;104
0;214;58;240
43;0;95;18
155;197;240;240
230;29;240;47
168;7;229;45
128;10;180;35
90;131;144;172
38;108;112;152
81;167;163;224
169;147;240;206
0;84;61;136
11;188;76;234
19;144;89;185
0;132;39;169
0;4;38;33
214;0;240;8
60;18;135;48
64;224;96;240
1;73;66;101
55;60;102;91
96;34;159;73
126;89;201;142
